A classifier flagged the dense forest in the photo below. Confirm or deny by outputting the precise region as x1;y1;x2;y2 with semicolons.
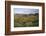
14;13;39;27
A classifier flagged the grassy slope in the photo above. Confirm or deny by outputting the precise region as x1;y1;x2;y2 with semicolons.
14;14;39;27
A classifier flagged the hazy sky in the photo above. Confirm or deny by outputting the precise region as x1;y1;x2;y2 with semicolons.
14;8;39;14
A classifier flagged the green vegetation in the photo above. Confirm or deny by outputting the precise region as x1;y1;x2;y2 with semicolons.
14;13;39;27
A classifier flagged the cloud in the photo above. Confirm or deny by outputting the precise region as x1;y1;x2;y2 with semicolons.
14;8;39;14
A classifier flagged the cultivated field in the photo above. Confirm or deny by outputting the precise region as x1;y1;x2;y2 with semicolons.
14;13;39;27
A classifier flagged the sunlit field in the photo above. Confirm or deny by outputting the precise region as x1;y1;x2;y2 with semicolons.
14;13;39;27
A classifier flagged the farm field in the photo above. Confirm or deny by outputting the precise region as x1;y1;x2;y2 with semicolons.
14;13;39;27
